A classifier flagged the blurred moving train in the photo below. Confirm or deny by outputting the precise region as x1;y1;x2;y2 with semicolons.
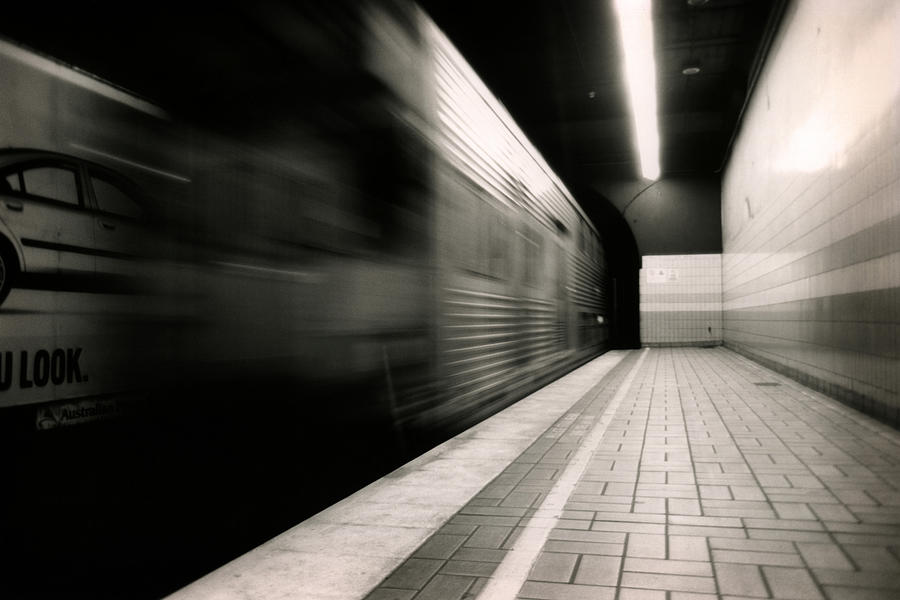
0;2;610;596
0;0;609;438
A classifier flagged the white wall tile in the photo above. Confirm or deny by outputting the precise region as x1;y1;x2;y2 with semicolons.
721;0;900;419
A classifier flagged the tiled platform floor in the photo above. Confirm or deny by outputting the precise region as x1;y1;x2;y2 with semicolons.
366;347;900;600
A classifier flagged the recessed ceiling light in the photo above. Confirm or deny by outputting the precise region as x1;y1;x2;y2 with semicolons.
682;66;701;75
687;0;709;6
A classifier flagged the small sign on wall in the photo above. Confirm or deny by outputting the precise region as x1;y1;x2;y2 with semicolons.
647;268;679;283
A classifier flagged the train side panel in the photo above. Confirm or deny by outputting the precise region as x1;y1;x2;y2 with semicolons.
419;13;609;430
0;2;607;435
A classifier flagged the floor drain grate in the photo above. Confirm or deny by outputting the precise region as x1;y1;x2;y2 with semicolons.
754;382;780;386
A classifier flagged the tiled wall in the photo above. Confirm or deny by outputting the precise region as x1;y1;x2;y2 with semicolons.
640;254;722;347
722;0;900;423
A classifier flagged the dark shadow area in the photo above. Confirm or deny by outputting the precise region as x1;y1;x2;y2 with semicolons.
0;379;415;600
0;352;607;599
578;188;640;350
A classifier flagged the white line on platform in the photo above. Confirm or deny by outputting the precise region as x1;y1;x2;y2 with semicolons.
475;347;649;600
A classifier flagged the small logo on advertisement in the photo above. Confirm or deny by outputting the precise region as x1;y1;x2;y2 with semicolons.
35;398;120;430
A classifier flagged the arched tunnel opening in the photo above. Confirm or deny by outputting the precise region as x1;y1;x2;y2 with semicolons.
579;188;641;350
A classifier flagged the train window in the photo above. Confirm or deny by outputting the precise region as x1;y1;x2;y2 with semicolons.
22;166;80;206
486;209;507;278
578;311;598;346
445;180;510;279
520;227;541;286
453;191;478;270
3;173;20;192
91;175;143;219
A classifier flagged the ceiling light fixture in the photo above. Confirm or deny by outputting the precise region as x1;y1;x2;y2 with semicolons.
614;0;660;180
682;65;701;75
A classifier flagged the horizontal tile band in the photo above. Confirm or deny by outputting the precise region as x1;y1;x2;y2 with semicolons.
639;292;722;303
641;310;723;320
725;287;900;324
641;303;723;312
724;341;900;428
723;330;897;395
724;251;900;311
724;211;900;301
723;320;899;361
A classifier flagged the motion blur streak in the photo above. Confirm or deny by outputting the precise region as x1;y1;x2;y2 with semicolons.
0;1;609;598
68;142;192;182
0;37;169;119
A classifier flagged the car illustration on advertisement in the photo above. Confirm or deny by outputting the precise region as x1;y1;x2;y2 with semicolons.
0;148;150;305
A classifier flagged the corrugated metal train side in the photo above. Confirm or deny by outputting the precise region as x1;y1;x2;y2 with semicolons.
386;9;609;432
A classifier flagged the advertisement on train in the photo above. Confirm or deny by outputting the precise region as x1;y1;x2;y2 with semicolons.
0;30;434;429
1;0;607;437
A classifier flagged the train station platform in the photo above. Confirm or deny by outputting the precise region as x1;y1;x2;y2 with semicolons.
167;347;900;600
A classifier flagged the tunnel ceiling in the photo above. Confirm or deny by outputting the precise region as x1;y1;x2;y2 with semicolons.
2;0;779;191
418;0;781;187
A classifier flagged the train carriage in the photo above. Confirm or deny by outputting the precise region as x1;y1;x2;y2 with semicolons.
0;0;608;437
0;2;611;596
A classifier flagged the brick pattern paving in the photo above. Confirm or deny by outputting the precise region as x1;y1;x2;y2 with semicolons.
365;348;900;600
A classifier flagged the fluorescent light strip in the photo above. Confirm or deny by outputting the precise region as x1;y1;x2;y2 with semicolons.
615;0;660;180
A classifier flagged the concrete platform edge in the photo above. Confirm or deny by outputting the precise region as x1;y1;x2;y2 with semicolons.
165;350;629;600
